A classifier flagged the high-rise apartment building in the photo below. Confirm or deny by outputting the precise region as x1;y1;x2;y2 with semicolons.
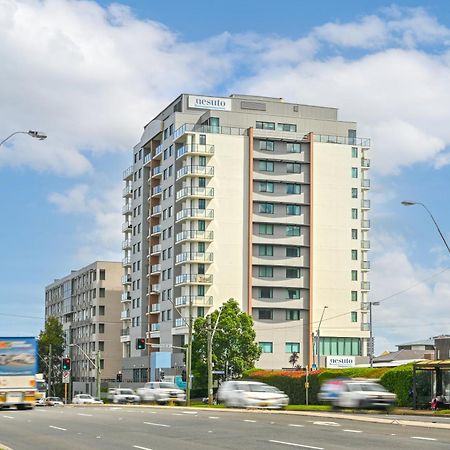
45;261;122;395
121;94;370;378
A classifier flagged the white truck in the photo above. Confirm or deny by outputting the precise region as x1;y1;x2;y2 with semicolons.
0;337;37;410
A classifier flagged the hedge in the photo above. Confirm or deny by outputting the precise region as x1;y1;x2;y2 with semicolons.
379;364;413;407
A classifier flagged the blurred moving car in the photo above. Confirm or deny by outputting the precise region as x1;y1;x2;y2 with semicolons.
217;381;289;409
318;378;396;409
72;394;104;405
112;388;140;404
136;382;186;404
44;396;64;406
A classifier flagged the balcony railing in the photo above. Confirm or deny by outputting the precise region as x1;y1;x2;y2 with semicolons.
175;252;214;264
123;165;133;180
361;240;371;249
151;283;161;293
120;328;130;336
121;274;131;284
122;222;132;232
174;318;186;328
122;203;132;214
121;292;131;302
361;281;371;291
151;244;161;254
175;230;214;243
361;219;371;229
152;185;162;196
361;158;370;168
176;144;215;159
151;264;161;273
120;310;131;320
151;303;160;313
122;184;132;197
122;239;132;250
361;302;370;311
175;273;213;285
152;166;162;177
361;199;371;209
176;187;214;201
173;123;248;140
314;134;371;147
152;205;161;216
154;144;163;159
143;152;151;166
151;225;161;235
176;165;214;180
175;296;213;307
176;208;214;222
361;178;370;188
122;257;131;266
361;323;370;331
150;323;160;332
361;261;371;270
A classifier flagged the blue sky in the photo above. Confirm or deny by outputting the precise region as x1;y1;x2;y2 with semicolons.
1;0;450;353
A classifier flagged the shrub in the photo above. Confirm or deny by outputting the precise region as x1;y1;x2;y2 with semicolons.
379;364;414;407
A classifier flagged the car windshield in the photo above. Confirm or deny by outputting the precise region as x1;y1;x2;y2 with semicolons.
248;384;273;392
80;395;92;399
119;389;134;394
159;383;177;389
360;383;386;392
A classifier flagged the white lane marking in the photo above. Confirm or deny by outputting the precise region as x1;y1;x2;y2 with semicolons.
312;421;340;427
269;440;324;449
77;413;93;417
49;425;67;431
3;415;14;419
288;424;304;428
244;419;256;423
411;437;437;441
143;422;170;428
208;416;220;419
182;411;197;415
133;446;153;450
343;429;362;433
172;413;183;416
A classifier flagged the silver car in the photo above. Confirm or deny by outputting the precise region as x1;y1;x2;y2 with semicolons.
136;382;186;404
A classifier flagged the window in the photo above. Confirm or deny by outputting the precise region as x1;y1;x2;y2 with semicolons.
169;124;174;135
259;140;274;151
286;183;301;194
351;291;358;301
287;143;301;153
286;268;300;278
164;128;168;139
351;208;358;219
259;223;274;235
352;147;358;158
287;162;301;173
167;309;171;320
285;342;300;352
99;269;106;280
259;160;274;172
286;204;301;215
198;263;205;275
351;249;358;260
286;247;300;257
163;149;168;160
259;245;273;256
351;188;358;199
286;225;300;236
256;121;275;130
259;202;274;214
258;266;273;278
351;229;358;239
351;270;358;281
99;288;105;298
198;156;206;167
351;312;358;322
259;287;273;298
197;307;205;318
197;285;205;296
278;123;297;132
99;306;105;315
287;289;300;300
259;182;274;193
169;164;173;176
198;242;205;253
198;220;206;231
99;323;105;334
198;199;206;209
259;342;273;353
352;167;358;178
99;341;104;351
199;134;206;145
320;337;361;356
168;185;173;197
198;177;206;188
258;309;273;320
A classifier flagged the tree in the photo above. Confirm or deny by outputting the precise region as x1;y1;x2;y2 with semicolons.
191;299;261;388
38;316;65;396
289;352;299;368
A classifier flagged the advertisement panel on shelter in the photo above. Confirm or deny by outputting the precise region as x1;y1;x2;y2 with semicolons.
0;337;37;376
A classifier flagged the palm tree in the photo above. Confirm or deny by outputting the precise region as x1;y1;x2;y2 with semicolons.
289;352;299;368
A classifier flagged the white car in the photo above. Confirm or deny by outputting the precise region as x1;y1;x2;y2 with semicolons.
112;388;140;404
318;379;396;409
72;394;104;405
217;381;289;409
136;382;186;404
44;396;64;406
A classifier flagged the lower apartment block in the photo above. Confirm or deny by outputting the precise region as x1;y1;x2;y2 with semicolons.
121;94;371;379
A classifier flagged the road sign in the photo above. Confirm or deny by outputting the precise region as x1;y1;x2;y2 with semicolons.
212;370;225;375
304;382;310;389
62;370;70;384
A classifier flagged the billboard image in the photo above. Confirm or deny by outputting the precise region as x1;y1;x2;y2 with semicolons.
0;337;37;376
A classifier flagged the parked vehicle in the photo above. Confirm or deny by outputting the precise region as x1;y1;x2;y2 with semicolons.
44;396;64;406
112;388;140;404
72;394;104;405
318;378;396;409
136;382;186;404
217;381;289;409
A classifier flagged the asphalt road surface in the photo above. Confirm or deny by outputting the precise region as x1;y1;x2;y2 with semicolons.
1;406;450;450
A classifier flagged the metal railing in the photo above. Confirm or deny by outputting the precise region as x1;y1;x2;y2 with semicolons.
314;134;371;147
173;123;248;140
175;230;214;242
176;144;215;159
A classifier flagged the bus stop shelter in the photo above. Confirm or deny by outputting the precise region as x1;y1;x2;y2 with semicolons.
413;360;450;409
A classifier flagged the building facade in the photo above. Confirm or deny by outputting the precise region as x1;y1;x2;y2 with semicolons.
121;94;371;378
45;261;122;395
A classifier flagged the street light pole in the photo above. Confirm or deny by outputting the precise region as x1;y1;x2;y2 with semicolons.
369;301;380;368
186;296;193;406
316;306;328;370
69;344;101;398
401;201;450;254
0;130;47;147
207;306;223;406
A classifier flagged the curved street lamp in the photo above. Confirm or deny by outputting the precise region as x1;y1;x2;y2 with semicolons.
0;130;47;147
401;201;450;254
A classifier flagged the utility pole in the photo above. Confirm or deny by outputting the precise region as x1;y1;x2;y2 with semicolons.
186;296;193;406
47;343;52;398
96;351;101;398
207;315;213;406
316;306;328;370
369;301;380;368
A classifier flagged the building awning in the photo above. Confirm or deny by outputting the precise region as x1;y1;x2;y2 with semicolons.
414;360;450;370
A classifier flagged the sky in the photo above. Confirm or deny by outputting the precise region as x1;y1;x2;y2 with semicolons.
1;0;450;354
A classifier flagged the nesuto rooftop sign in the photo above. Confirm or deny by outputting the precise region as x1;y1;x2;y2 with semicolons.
326;356;355;368
188;95;231;111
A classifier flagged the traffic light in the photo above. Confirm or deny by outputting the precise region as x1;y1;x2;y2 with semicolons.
116;373;122;382
136;338;146;350
62;357;71;371
181;369;187;382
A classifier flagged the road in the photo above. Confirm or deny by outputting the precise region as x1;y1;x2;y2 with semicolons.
1;405;450;450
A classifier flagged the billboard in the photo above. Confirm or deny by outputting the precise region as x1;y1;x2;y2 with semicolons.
0;337;37;377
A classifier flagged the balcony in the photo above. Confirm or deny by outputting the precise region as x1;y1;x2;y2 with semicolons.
151;263;161;274
361;281;371;291
143;152;151;166
152;205;161;217
361;240;370;249
122;239;132;250
176;165;214;180
121;274;131;285
174;318;186;328
151;244;161;255
122;256;131;267
175;273;213;286
175;296;213;307
314;134;371;147
361;323;370;331
361;219;371;229
122;203;132;215
123;165;133;180
120;328;130;342
152;166;162;178
176;230;214;243
176;187;214;202
150;303;160;314
153;144;163;159
176;144;215;160
121;291;131;302
361;260;371;270
122;184;132;197
361;158;370;168
173;123;247;141
151;224;161;236
361;199;371;209
361;178;370;189
151;323;160;332
176;208;214;222
122;221;132;232
151;283;161;293
175;252;214;264
152;185;162;197
120;310;131;320
361;302;370;311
